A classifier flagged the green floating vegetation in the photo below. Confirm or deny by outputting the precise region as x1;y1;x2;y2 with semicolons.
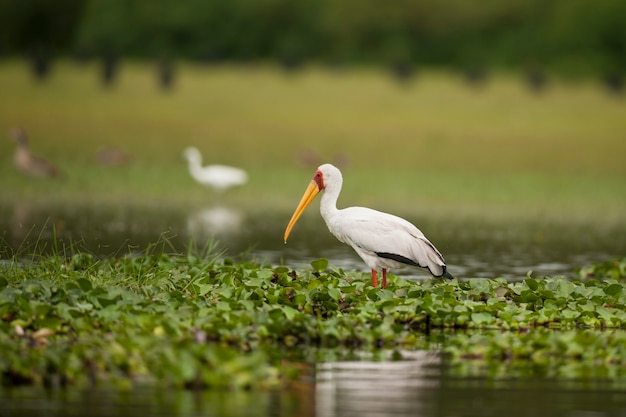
444;328;626;382
0;253;625;388
578;258;626;281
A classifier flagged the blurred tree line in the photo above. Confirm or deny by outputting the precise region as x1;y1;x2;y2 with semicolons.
0;0;624;77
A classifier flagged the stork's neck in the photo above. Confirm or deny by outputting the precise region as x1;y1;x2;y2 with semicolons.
319;177;341;223
187;154;202;173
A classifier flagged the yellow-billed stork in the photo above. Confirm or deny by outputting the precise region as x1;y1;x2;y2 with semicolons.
284;163;454;288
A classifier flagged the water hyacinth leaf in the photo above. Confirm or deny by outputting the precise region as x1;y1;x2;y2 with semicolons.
468;279;491;293
247;277;268;288
275;273;293;287
604;283;622;296
268;308;283;321
510;282;525;296
520;290;540;303
307;279;322;290
23;280;45;295
328;287;341;301
75;302;93;312
613;309;626;322
555;279;576;297
32;302;51;317
377;289;394;300
221;274;235;286
407;289;423;298
75;278;93;292
266;292;278;304
215;286;233;299
380;300;398;314
524;278;539;291
471;312;494;325
35;316;63;330
239;300;255;310
486;297;505;306
578;301;596;312
256;269;274;280
595;307;616;324
538;289;555;299
587;286;606;299
340;285;357;294
216;301;231;312
293;293;307;306
15;295;33;315
281;306;299;321
454;304;469;313
311;258;329;272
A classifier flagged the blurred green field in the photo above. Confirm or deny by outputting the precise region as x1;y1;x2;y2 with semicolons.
1;60;624;222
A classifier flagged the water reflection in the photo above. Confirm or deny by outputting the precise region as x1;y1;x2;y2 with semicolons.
1;201;625;280
187;205;245;239
3;353;626;417
0;386;302;417
313;352;626;417
315;351;441;417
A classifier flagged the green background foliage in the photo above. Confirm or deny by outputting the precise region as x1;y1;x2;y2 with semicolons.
1;0;625;76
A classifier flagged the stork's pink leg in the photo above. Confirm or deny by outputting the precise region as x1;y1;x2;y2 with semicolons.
371;270;379;288
382;269;388;289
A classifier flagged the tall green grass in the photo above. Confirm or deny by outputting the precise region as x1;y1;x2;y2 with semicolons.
1;60;624;220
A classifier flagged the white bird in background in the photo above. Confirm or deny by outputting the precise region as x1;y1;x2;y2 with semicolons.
284;163;454;289
183;147;248;192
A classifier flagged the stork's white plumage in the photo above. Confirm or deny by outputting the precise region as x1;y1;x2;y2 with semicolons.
183;147;248;192
284;163;454;288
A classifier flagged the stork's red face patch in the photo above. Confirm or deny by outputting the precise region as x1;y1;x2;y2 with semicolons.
313;170;324;191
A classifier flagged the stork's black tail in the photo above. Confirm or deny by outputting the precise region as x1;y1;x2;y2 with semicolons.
440;267;455;280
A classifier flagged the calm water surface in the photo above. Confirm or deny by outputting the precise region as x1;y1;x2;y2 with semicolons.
1;201;624;280
2;353;626;417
